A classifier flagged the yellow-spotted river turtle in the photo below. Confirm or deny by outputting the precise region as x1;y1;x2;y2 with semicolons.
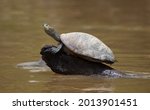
43;24;115;64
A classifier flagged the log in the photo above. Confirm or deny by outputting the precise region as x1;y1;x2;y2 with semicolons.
40;45;126;78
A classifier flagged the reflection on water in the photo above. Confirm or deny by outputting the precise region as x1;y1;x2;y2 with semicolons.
0;0;150;92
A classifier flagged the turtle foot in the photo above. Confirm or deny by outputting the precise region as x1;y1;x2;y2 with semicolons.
40;45;57;55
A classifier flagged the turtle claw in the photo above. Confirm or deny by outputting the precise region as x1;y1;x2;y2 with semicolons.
45;47;56;54
40;45;58;55
41;45;51;53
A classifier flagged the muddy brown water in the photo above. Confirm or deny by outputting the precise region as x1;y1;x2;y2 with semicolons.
0;0;150;92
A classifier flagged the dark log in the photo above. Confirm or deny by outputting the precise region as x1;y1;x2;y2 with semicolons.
40;45;126;78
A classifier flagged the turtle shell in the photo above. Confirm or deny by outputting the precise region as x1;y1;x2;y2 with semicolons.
60;32;115;64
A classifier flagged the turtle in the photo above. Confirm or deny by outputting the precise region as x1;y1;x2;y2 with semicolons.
43;23;116;64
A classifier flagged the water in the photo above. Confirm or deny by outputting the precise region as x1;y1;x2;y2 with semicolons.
0;0;150;92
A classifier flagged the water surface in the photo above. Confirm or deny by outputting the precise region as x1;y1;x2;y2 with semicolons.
0;0;150;92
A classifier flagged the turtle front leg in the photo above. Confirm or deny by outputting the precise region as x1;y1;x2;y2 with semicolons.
42;44;63;55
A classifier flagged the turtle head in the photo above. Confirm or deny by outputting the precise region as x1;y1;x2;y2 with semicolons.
43;23;61;42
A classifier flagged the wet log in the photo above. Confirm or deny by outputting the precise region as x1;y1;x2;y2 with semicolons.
40;45;126;78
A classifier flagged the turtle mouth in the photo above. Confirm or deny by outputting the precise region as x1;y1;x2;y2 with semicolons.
43;23;54;31
43;23;48;27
